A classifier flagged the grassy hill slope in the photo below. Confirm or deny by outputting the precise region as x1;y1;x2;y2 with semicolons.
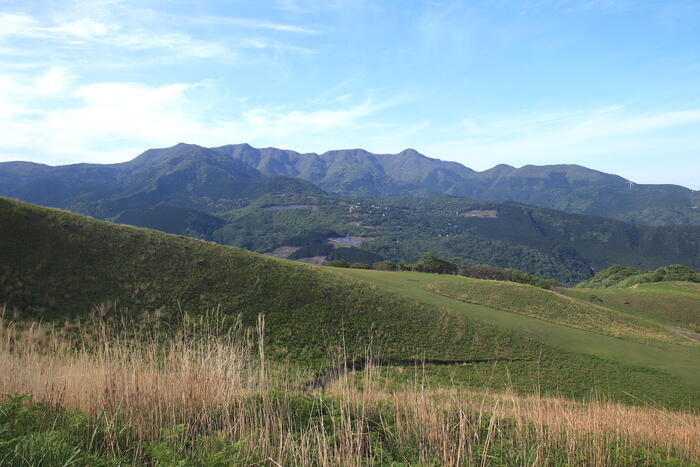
421;277;683;345
0;197;510;365
335;269;700;408
1;197;699;409
564;282;700;332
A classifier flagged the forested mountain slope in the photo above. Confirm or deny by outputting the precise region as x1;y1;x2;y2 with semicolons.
1;143;698;224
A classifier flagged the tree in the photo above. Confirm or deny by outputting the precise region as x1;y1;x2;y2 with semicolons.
416;252;458;275
373;260;397;271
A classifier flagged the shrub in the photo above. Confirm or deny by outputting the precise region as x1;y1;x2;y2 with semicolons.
415;252;458;275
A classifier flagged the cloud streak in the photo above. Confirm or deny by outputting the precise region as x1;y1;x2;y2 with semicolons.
195;16;320;35
0;71;400;164
422;106;700;187
0;12;238;61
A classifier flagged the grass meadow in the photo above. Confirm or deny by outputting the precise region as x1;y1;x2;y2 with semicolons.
1;308;698;466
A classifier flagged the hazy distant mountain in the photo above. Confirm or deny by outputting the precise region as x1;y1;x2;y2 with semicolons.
0;143;325;219
210;144;698;225
212;144;474;197
2;143;698;225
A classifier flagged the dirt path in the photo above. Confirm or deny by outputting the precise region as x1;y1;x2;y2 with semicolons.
671;328;700;342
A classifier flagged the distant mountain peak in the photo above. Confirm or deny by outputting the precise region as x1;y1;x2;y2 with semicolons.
397;148;422;156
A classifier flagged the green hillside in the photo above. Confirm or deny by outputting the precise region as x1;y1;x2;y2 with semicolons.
213;195;700;283
0;197;487;364
335;268;700;406
1;196;699;409
564;282;700;332
421;277;683;345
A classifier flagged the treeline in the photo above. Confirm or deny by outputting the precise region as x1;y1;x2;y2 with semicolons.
576;264;700;289
329;252;561;289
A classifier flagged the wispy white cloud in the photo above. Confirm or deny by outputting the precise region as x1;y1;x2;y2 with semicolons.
241;98;392;136
0;70;401;164
0;7;317;63
34;67;74;95
239;37;316;55
421;106;700;187
195;16;320;35
0;11;238;61
273;0;375;12
451;106;700;148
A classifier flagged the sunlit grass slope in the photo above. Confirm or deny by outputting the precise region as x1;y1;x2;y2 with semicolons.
564;282;700;332
334;268;700;408
423;277;683;345
1;196;699;409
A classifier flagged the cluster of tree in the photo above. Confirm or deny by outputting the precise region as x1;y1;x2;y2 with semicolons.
577;264;700;289
328;252;560;289
328;260;371;269
461;264;561;289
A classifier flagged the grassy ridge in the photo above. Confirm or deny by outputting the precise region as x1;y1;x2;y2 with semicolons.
421;277;683;345
564;282;700;332
335;269;700;408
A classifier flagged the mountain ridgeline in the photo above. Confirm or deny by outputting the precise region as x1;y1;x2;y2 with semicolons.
213;143;700;225
1;143;699;283
1;143;698;224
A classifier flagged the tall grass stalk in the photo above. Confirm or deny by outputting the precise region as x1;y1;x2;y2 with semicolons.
1;309;698;465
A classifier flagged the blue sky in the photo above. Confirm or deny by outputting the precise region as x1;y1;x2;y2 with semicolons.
1;0;699;187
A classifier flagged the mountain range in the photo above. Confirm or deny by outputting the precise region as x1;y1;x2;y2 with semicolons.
1;143;699;282
2;143;698;225
214;143;700;225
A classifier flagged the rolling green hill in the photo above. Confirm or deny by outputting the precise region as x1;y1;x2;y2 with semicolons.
334;268;700;407
1;197;699;409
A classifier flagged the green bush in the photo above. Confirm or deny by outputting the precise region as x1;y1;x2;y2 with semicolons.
578;264;700;288
415;252;458;275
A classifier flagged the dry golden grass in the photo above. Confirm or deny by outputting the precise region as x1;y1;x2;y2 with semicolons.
1;309;698;465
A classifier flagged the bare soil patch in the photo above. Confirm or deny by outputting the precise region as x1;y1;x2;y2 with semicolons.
460;209;498;218
264;246;301;258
